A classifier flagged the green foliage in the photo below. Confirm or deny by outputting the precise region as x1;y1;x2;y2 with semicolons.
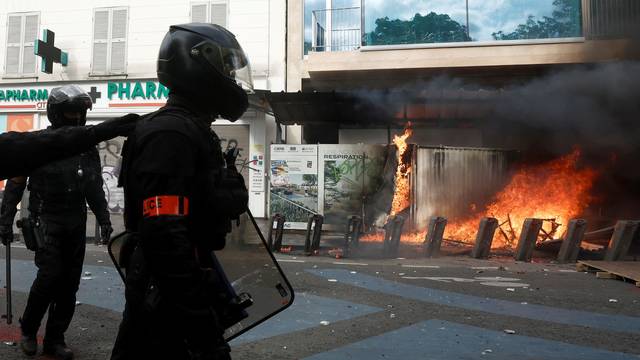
367;12;471;46
492;0;582;40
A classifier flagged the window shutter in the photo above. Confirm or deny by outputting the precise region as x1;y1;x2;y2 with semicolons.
5;15;22;74
191;4;208;23
22;15;38;74
92;10;109;73
111;42;126;73
6;47;20;74
211;2;228;27
110;9;128;73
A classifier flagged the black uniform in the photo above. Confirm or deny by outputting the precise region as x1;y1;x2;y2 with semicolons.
0;114;138;180
0;147;110;345
111;95;246;359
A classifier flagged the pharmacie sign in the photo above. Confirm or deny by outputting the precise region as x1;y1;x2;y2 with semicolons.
0;80;169;110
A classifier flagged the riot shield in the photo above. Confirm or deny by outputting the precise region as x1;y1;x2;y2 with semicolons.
108;210;295;342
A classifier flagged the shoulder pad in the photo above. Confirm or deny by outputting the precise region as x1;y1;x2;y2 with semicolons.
134;107;202;143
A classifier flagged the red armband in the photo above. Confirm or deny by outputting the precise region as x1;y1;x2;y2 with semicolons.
143;195;189;217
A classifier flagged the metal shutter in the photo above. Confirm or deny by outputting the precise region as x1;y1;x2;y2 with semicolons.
22;15;38;74
5;15;22;74
92;10;109;73
191;3;208;23
211;2;228;27
111;9;128;73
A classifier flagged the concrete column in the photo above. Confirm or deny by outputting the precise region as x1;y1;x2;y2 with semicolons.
514;218;543;262
557;219;587;263
604;220;640;261
305;214;324;255
471;217;498;259
383;215;405;257
424;216;448;258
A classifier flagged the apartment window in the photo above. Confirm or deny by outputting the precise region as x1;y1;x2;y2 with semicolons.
191;1;228;28
92;7;128;75
5;12;39;76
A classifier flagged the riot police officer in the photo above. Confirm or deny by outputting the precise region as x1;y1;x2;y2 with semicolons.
111;23;250;360
0;85;112;359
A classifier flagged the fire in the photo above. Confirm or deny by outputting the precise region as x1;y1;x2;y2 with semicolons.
390;125;413;216
445;149;598;249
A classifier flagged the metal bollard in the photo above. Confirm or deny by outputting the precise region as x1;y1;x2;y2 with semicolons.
305;214;324;255
514;218;543;262
557;219;587;263
383;215;405;257
343;215;362;258
267;214;286;252
604;220;640;261
424;216;448;258
471;217;498;259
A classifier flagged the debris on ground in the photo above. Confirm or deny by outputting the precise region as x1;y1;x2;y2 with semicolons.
504;329;516;334
320;321;330;326
84;271;92;276
506;288;515;292
75;301;82;306
609;299;619;303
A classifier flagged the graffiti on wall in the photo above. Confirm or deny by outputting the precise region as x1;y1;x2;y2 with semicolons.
98;137;125;213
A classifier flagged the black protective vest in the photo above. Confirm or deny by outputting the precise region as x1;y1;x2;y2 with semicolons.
119;106;243;242
28;150;101;214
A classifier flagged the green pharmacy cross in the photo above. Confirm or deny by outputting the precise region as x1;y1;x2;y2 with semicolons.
35;29;68;74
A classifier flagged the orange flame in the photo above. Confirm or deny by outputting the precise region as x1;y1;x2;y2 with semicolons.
390;125;413;216
445;149;598;249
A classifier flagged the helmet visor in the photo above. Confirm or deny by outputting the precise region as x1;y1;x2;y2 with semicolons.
193;41;254;93
50;85;93;110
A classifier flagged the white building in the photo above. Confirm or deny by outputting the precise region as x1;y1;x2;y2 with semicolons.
0;0;287;218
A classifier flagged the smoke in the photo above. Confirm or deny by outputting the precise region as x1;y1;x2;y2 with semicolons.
349;60;640;220
491;61;640;157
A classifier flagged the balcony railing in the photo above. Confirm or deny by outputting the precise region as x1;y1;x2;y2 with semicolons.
311;7;361;52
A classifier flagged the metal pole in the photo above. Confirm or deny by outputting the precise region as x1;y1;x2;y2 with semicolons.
466;0;470;39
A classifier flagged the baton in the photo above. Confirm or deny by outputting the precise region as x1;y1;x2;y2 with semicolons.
5;238;12;325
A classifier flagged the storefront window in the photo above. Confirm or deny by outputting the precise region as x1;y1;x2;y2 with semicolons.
363;1;469;46
360;0;582;47
469;0;582;41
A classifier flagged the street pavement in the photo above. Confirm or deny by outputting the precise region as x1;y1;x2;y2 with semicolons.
1;240;639;360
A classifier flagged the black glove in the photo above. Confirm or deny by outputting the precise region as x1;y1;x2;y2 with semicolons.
99;224;113;245
93;113;140;141
0;224;13;246
224;148;239;172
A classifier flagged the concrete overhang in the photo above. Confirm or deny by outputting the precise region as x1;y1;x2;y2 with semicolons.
305;39;634;84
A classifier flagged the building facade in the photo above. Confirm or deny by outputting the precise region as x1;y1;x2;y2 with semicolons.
0;0;287;219
282;0;639;145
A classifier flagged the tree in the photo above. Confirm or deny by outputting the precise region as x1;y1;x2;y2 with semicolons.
303;174;317;186
367;12;471;46
492;0;582;40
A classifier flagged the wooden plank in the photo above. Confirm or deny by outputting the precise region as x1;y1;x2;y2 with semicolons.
596;271;618;279
578;261;640;282
576;263;590;272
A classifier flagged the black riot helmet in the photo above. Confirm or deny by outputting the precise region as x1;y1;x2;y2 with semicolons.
157;23;253;121
46;85;93;128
